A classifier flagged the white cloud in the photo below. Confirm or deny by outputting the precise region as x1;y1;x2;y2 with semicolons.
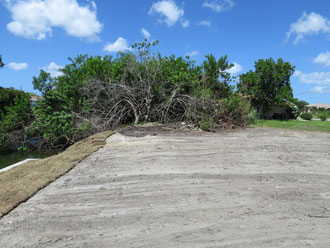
185;50;199;57
197;20;211;27
293;70;330;85
149;0;185;26
202;0;235;13
286;12;330;45
8;62;28;71
181;19;190;28
141;28;151;39
313;51;330;67
227;62;242;74
42;62;63;77
5;0;102;40
310;86;330;93
104;37;132;53
293;70;303;77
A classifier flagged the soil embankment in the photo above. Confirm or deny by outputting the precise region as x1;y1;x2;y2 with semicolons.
0;131;114;218
0;127;330;247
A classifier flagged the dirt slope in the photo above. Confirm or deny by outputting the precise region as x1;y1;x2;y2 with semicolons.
0;127;330;247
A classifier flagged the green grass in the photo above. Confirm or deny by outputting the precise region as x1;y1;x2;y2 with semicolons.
253;119;330;132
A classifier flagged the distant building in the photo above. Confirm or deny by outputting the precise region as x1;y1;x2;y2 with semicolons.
30;95;43;107
255;105;291;119
304;103;330;112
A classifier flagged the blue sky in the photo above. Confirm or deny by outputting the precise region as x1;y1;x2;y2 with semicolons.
1;0;330;104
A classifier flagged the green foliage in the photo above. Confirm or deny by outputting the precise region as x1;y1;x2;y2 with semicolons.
317;110;328;121
2;40;278;150
202;54;233;98
33;54;118;111
190;94;252;131
300;112;313;120
310;107;318;115
222;95;247;117
0;93;33;151
17;146;28;152
288;105;300;119
158;55;201;95
310;108;329;121
32;91;89;147
34;110;74;144
0;93;32;133
32;70;54;95
0;87;26;117
0;132;4;150
238;58;295;113
132;39;159;60
0;55;4;68
248;109;259;124
292;99;309;111
199;116;215;132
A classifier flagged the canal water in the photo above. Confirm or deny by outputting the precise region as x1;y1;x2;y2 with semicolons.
0;150;59;170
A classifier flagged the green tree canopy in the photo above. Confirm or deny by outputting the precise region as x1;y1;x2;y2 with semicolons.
0;55;4;68
202;54;234;98
9;40;249;151
238;58;295;111
292;99;309;111
0;87;26;117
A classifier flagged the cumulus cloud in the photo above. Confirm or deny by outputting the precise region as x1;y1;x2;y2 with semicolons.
104;37;132;53
8;62;28;70
185;50;199;57
141;28;151;39
149;0;186;27
197;20;211;27
42;62;63;77
227;62;242;74
202;0;235;13
313;51;330;67
5;0;102;40
310;86;330;93
286;12;330;45
181;19;190;28
293;70;330;85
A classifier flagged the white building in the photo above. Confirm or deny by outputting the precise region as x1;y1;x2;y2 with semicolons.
30;96;43;107
304;103;330;112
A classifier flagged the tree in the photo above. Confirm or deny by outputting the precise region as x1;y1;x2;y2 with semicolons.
0;55;4;68
0;87;26;117
292;99;309;111
32;90;88;148
0;93;33;150
3;40;253;151
202;54;234;98
33;54;117;111
238;58;295;112
0;93;32;132
32;70;55;95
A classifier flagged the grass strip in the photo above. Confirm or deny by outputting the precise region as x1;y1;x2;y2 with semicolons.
0;131;114;218
253;119;330;132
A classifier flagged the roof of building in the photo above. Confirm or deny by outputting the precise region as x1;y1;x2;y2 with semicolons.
30;95;43;101
305;103;330;109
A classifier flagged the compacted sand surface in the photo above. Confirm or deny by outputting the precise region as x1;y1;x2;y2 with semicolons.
0;127;330;247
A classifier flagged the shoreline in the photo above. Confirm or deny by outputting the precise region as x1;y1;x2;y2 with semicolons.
0;130;114;218
0;158;38;174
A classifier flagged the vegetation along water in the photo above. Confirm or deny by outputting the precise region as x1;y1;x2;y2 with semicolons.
0;150;58;170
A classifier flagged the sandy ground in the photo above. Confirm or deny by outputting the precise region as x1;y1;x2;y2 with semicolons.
0;127;330;247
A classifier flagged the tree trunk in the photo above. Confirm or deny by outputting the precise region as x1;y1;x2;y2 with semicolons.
134;114;140;125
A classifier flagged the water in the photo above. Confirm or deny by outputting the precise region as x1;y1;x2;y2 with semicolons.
0;150;59;170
